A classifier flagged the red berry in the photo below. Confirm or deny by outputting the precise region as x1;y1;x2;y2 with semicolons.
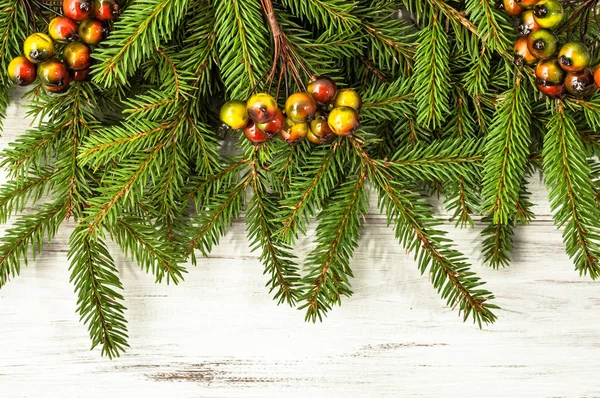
23;33;54;64
537;82;564;98
38;60;71;93
48;17;79;43
246;93;278;124
333;88;362;110
307;76;337;105
93;0;120;20
503;0;524;16
7;56;37;86
244;122;270;144
64;0;93;20
308;113;333;144
285;92;317;123
64;42;92;71
518;10;540;35
79;19;108;45
280;119;308;144
565;68;596;98
72;68;91;82
256;109;285;136
514;36;537;66
328;106;359;136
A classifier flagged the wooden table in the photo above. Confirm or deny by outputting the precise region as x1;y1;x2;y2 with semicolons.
1;94;599;397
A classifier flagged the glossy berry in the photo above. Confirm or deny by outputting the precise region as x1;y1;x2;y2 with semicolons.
285;92;317;123
333;88;362;110
565;69;596;98
595;67;600;89
79;19;107;45
48;17;79;43
7;56;36;86
308;114;333;144
533;0;563;29
515;0;538;9
23;33;55;64
514;37;537;66
38;60;70;93
64;0;93;20
535;59;565;98
535;59;565;85
72;68;91;82
94;0;120;20
307;76;337;104
220;100;249;129
246;93;278;124
518;10;540;35
280;119;308;144
503;0;523;17
527;29;558;60
537;83;564;98
558;42;591;73
244;122;270;144
64;42;92;71
328;106;359;136
256;109;284;136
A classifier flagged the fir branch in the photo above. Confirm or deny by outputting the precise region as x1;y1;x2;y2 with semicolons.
68;228;129;358
215;0;270;98
0;85;8;130
568;97;600;132
93;0;191;87
0;0;28;86
543;106;600;278
464;0;512;51
444;88;478;139
84;136;168;235
278;0;359;31
462;46;491;97
175;1;216;98
445;176;479;228
277;140;345;243
482;77;531;224
481;179;534;268
246;146;300;306
382;138;483;183
300;168;368;322
351;137;497;326
111;217;186;284
481;221;514;268
185;159;248;209
0;169;57;223
186;181;246;259
413;11;450;129
0;201;67;288
360;78;415;121
1;121;66;177
358;4;416;74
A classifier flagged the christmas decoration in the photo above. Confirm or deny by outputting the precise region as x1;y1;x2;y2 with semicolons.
48;17;79;43
7;57;36;86
1;0;600;359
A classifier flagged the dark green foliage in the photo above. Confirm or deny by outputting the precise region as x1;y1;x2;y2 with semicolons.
68;227;129;359
2;0;600;358
543;108;600;278
482;77;531;225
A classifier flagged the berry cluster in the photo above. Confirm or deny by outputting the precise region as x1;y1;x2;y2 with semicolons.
6;0;120;92
219;77;362;145
504;0;600;98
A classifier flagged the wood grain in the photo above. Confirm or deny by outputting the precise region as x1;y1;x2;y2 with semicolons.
1;92;599;398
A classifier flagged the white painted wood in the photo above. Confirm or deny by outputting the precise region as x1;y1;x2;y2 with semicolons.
1;92;600;397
